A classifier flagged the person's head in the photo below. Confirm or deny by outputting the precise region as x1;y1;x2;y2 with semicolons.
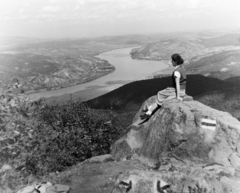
171;54;184;66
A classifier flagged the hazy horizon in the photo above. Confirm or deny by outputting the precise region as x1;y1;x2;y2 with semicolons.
1;0;240;39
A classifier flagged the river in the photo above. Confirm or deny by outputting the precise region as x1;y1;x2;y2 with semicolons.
29;47;168;101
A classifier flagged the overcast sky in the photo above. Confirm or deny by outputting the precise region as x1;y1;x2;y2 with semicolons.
1;0;240;38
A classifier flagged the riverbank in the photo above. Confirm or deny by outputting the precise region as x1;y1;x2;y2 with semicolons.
26;46;140;96
25;68;115;95
29;46;168;102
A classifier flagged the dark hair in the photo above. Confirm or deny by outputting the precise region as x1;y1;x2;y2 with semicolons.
171;54;184;65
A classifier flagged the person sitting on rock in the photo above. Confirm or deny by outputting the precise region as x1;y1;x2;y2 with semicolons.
140;53;187;120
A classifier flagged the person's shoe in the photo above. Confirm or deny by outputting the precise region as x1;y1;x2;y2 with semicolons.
140;113;151;120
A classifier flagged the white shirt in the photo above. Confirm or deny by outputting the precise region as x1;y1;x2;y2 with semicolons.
173;66;181;78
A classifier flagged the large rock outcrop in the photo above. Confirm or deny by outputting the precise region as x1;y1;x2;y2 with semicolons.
111;96;240;192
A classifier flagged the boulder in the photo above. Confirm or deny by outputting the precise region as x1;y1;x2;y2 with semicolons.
111;96;240;168
111;96;240;192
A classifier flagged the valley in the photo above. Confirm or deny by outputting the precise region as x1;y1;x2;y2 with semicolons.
0;37;144;93
0;34;167;94
1;31;240;99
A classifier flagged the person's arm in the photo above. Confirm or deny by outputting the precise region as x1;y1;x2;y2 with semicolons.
175;76;183;101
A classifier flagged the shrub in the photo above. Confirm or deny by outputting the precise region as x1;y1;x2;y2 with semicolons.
0;78;44;189
23;99;121;175
0;78;121;188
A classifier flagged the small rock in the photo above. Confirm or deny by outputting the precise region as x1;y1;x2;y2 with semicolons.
0;164;12;173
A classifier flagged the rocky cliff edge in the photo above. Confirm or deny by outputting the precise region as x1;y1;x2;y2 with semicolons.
111;96;240;193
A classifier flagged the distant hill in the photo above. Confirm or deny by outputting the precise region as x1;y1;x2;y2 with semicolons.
130;37;205;61
186;50;240;79
0;36;44;46
130;33;240;61
0;36;53;51
130;33;240;82
0;53;114;92
199;34;240;47
9;34;159;56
